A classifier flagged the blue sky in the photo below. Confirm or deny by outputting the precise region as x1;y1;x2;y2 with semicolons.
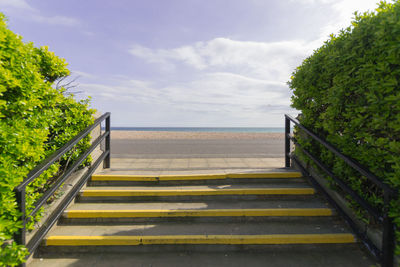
0;0;386;126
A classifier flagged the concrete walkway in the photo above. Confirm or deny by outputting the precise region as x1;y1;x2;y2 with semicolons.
106;157;285;172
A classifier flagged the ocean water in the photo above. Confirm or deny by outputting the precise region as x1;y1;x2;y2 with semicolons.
111;127;285;133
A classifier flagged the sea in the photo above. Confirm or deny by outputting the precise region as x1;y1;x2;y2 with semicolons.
111;127;285;133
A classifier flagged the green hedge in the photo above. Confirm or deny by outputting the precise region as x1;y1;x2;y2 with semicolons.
289;0;400;254
0;14;95;266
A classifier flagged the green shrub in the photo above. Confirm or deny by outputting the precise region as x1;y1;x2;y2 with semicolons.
289;0;400;254
0;14;95;266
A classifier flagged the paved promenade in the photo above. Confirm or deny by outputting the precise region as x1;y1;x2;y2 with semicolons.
106;133;286;174
107;157;285;172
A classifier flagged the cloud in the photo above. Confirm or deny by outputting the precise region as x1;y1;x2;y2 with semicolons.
80;79;160;104
161;72;291;112
288;0;333;4
124;35;312;125
129;44;204;72
71;70;97;79
328;0;381;31
293;0;386;39
79;70;294;123
31;14;81;27
0;0;33;10
81;74;296;126
129;38;315;82
0;0;81;27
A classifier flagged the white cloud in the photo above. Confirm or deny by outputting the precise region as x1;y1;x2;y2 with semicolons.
0;0;34;10
78;69;295;127
161;72;290;112
327;0;381;32
129;44;205;71
129;45;163;63
129;38;315;82
80;79;160;104
124;34;315;125
288;0;333;4
0;0;81;27
82;73;289;108
71;70;97;79
31;14;81;27
295;0;386;40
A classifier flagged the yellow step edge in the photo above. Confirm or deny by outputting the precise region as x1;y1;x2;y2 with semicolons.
91;172;302;181
64;208;333;218
80;188;315;197
45;234;355;246
90;174;226;181
90;176;159;182
227;173;302;179
159;174;226;181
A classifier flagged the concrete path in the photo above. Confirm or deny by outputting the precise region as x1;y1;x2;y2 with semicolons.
106;157;285;172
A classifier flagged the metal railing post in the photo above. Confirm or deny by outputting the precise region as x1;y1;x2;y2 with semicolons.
13;188;26;246
104;114;111;168
382;192;395;267
13;188;26;250
285;116;291;167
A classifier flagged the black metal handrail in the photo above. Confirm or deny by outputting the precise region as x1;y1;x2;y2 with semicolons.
13;112;111;264
284;114;396;267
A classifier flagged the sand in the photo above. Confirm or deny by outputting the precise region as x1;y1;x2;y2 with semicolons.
111;131;285;140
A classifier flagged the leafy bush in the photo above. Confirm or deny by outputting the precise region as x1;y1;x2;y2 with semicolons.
289;0;400;254
0;14;95;266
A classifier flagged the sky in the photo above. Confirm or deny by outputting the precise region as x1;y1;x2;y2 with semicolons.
0;0;388;127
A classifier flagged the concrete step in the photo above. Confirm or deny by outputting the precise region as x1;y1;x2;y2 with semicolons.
89;172;303;186
51;219;352;236
68;198;331;210
41;219;356;253
60;200;332;224
42;233;356;246
30;249;377;267
78;184;316;202
62;208;334;222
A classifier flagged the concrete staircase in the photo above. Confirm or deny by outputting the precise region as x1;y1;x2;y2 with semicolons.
34;170;375;266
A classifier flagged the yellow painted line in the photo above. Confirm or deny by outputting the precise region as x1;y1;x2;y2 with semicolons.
80;188;315;197
64;208;333;218
45;234;355;246
159;174;226;181
90;175;159;181
46;236;141;246
227;172;302;179
91;172;302;181
90;175;226;181
91;174;226;181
